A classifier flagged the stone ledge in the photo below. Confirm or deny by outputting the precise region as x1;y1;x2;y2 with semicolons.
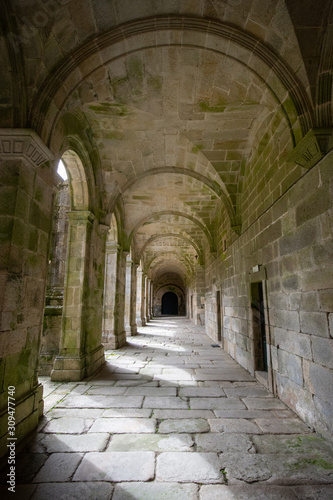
288;128;333;169
0;128;53;166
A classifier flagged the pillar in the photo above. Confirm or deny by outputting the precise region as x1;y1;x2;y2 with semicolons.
51;210;95;381
113;249;127;348
102;241;119;348
136;266;143;328
0;129;54;457
124;255;132;335
130;263;138;335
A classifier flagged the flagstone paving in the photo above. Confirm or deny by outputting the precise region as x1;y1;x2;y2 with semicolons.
1;317;333;499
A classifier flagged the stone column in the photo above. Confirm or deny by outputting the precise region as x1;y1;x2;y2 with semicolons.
0;129;54;457
130;263;138;335
51;210;94;381
124;254;132;335
145;277;150;323
102;241;119;348
113;249;127;348
149;281;154;319
142;274;148;325
136;267;143;328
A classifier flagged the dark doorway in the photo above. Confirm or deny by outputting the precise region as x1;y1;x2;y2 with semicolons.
162;292;178;315
251;282;268;372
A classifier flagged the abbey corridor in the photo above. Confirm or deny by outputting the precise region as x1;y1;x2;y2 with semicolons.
0;0;333;497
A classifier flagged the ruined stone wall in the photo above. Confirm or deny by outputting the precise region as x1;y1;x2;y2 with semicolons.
205;151;333;439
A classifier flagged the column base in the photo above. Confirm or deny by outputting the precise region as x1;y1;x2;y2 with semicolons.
50;355;86;382
102;330;127;350
85;345;105;377
0;383;43;459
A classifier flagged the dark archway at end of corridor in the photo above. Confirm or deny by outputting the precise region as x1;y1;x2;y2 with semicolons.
162;292;178;315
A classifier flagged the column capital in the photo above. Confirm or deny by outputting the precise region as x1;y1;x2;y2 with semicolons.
67;210;95;225
0;128;54;166
105;241;120;253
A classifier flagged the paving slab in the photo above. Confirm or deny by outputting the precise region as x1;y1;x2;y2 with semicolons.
220;452;333;485
156;451;224;483
213;410;277;419
47;408;104;419
102;408;152;418
179;387;225;397
190;397;246;410
252;434;333;457
292;485;333;499
57;395;144;408
199;484;299;499
209;418;262;434
85;386;127;395
32;482;113;500
159;418;210;434
125;386;177;396
112;482;199;500
153;409;215;419
73;452;155;482
195;433;255;453
29;433;109;453
107;433;194;452
143;396;189;409
254;418;312;434
224;387;271;397
89;417;156;433
42;417;93;434
242;397;288;410
33;453;83;482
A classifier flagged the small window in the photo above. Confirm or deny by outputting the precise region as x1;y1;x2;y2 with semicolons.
57;159;68;181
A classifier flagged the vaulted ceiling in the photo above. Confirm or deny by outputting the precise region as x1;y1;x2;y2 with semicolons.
1;0;332;286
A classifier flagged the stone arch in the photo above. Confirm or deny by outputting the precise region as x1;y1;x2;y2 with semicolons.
139;233;204;266
32;16;314;147
155;284;186;317
129;210;215;252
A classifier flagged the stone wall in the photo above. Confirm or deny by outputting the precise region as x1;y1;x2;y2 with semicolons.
205;151;333;439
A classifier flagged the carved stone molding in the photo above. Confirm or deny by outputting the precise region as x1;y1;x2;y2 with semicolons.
0;128;53;166
288;128;333;169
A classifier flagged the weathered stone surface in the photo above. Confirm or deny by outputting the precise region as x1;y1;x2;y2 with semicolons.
159;418;210;434
199;484;299;500
57;395;144;408
73;452;155;482
33;453;83;482
156;452;224;483
292;485;333;500
252;434;333;457
32;482;113;500
42;417;93;434
89;417;156;433
179;387;225;397
190;397;246;410
112;482;198;500
102;408;152;418
220;452;333;484
30;433;109;453
153;409;215;419
107;433;194;452
300;312;329;337
209;418;262;434
195;433;255;453
254;418;312;434
242;398;288;410
143;397;188;409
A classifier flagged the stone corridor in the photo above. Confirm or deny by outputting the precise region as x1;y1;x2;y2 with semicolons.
2;318;333;499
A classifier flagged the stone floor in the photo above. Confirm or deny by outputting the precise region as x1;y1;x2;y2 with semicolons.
1;317;333;499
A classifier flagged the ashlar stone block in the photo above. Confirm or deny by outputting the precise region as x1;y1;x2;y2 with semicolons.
156;451;224;483
73;452;155;482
